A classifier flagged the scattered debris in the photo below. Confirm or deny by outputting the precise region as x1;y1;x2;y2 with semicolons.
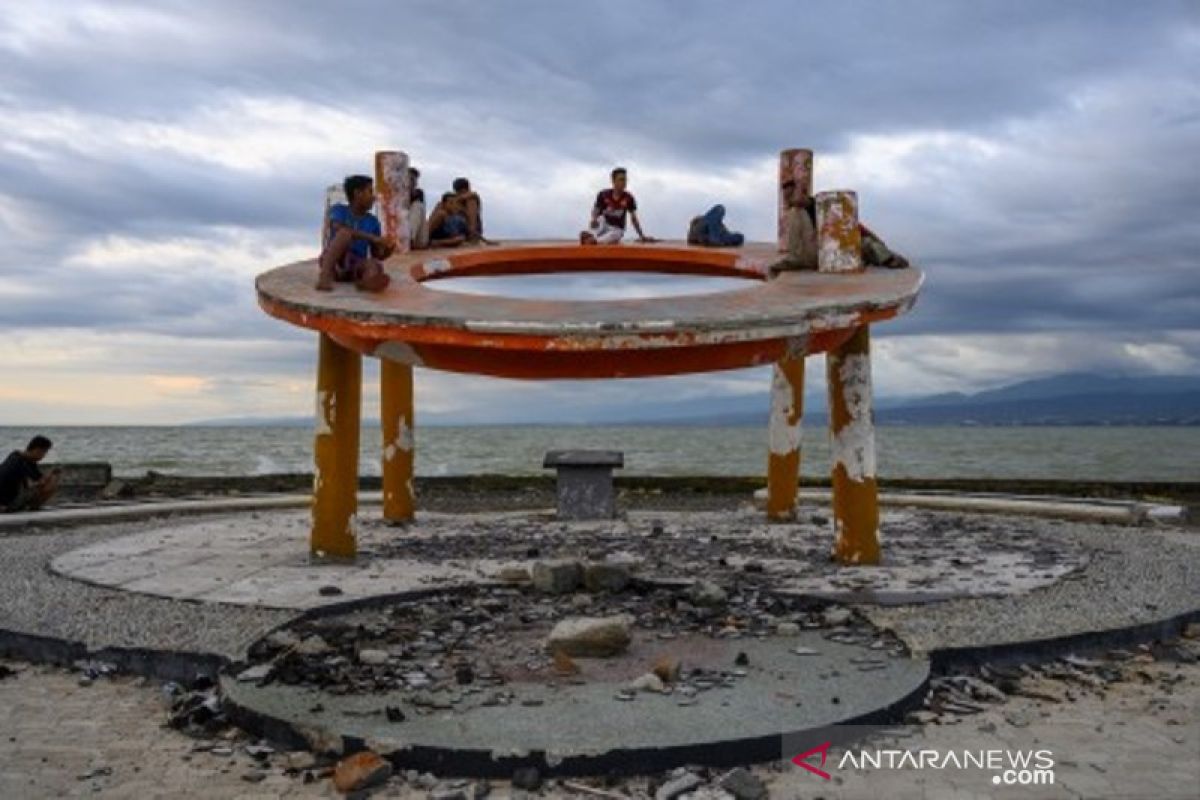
687;580;728;608
332;750;392;794
718;766;768;800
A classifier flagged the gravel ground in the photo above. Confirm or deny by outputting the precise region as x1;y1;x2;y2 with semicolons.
864;522;1200;655
0;520;294;660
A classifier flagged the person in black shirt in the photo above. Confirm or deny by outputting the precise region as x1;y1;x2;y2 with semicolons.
0;435;60;512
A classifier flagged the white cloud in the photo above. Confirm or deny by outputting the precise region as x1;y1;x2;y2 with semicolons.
0;2;1196;424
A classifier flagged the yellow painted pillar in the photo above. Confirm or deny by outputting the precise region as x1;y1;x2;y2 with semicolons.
766;346;805;520
826;326;880;564
380;360;415;523
312;333;362;559
765;147;814;520
815;186;878;562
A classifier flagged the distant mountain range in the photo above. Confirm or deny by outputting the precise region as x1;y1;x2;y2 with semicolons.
189;373;1200;428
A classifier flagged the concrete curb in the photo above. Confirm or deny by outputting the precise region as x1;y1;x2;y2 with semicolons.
780;488;1189;526
2;489;1189;533
0;493;377;532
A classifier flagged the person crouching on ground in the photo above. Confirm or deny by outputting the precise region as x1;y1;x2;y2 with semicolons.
316;174;393;292
0;435;61;513
580;167;656;245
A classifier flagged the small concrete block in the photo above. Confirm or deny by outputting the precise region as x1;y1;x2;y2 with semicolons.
544;450;623;520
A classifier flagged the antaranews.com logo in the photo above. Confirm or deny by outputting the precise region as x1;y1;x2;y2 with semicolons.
790;739;1055;788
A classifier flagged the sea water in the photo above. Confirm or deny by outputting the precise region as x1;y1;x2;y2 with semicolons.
1;425;1196;482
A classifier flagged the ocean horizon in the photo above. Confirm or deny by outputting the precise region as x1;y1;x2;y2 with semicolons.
2;424;1196;483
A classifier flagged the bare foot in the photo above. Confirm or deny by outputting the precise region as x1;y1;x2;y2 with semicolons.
315;278;334;291
579;231;597;245
357;271;391;292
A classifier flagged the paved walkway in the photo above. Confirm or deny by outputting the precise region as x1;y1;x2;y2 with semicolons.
2;653;1197;798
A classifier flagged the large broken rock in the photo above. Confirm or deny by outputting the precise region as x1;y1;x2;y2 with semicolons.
546;615;632;657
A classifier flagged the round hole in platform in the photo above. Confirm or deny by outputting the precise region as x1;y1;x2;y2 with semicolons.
425;271;758;300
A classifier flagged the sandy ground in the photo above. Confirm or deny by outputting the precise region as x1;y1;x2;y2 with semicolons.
2;645;1198;800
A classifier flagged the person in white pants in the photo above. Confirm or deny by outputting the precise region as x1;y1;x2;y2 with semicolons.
580;167;656;245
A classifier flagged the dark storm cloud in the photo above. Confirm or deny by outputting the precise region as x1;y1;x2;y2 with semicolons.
1;1;1198;421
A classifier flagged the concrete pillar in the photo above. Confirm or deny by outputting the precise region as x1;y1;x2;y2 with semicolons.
322;184;345;244
816;190;863;273
766;347;805;520
380;360;415;524
374;150;417;523
374;150;411;254
778;149;813;251
826;326;880;564
312;333;362;560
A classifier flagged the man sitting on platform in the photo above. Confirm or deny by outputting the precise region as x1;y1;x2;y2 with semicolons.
316;174;393;292
580;167;656;245
428;177;495;247
771;179;909;274
770;178;818;274
0;435;61;513
407;167;430;250
687;204;745;247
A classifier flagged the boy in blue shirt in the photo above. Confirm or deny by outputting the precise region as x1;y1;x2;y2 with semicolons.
316;174;394;292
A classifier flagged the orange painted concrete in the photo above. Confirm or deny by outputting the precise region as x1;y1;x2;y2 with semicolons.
257;241;921;380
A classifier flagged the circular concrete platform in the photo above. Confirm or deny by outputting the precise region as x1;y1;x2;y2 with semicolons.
220;588;928;776
5;501;1199;777
49;509;1090;609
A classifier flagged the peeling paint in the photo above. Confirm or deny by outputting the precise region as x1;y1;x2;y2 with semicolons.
735;254;772;275
397;415;414;451
375;341;425;366
810;312;860;331
829;353;876;481
315;390;333;436
831;416;877;482
375;151;411;252
383;414;414;463
768;366;802;455
816;191;863;273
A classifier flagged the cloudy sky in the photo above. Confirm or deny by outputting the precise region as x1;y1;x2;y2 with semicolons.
1;1;1197;425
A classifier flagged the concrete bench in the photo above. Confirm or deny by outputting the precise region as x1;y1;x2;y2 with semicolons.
542;450;624;520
